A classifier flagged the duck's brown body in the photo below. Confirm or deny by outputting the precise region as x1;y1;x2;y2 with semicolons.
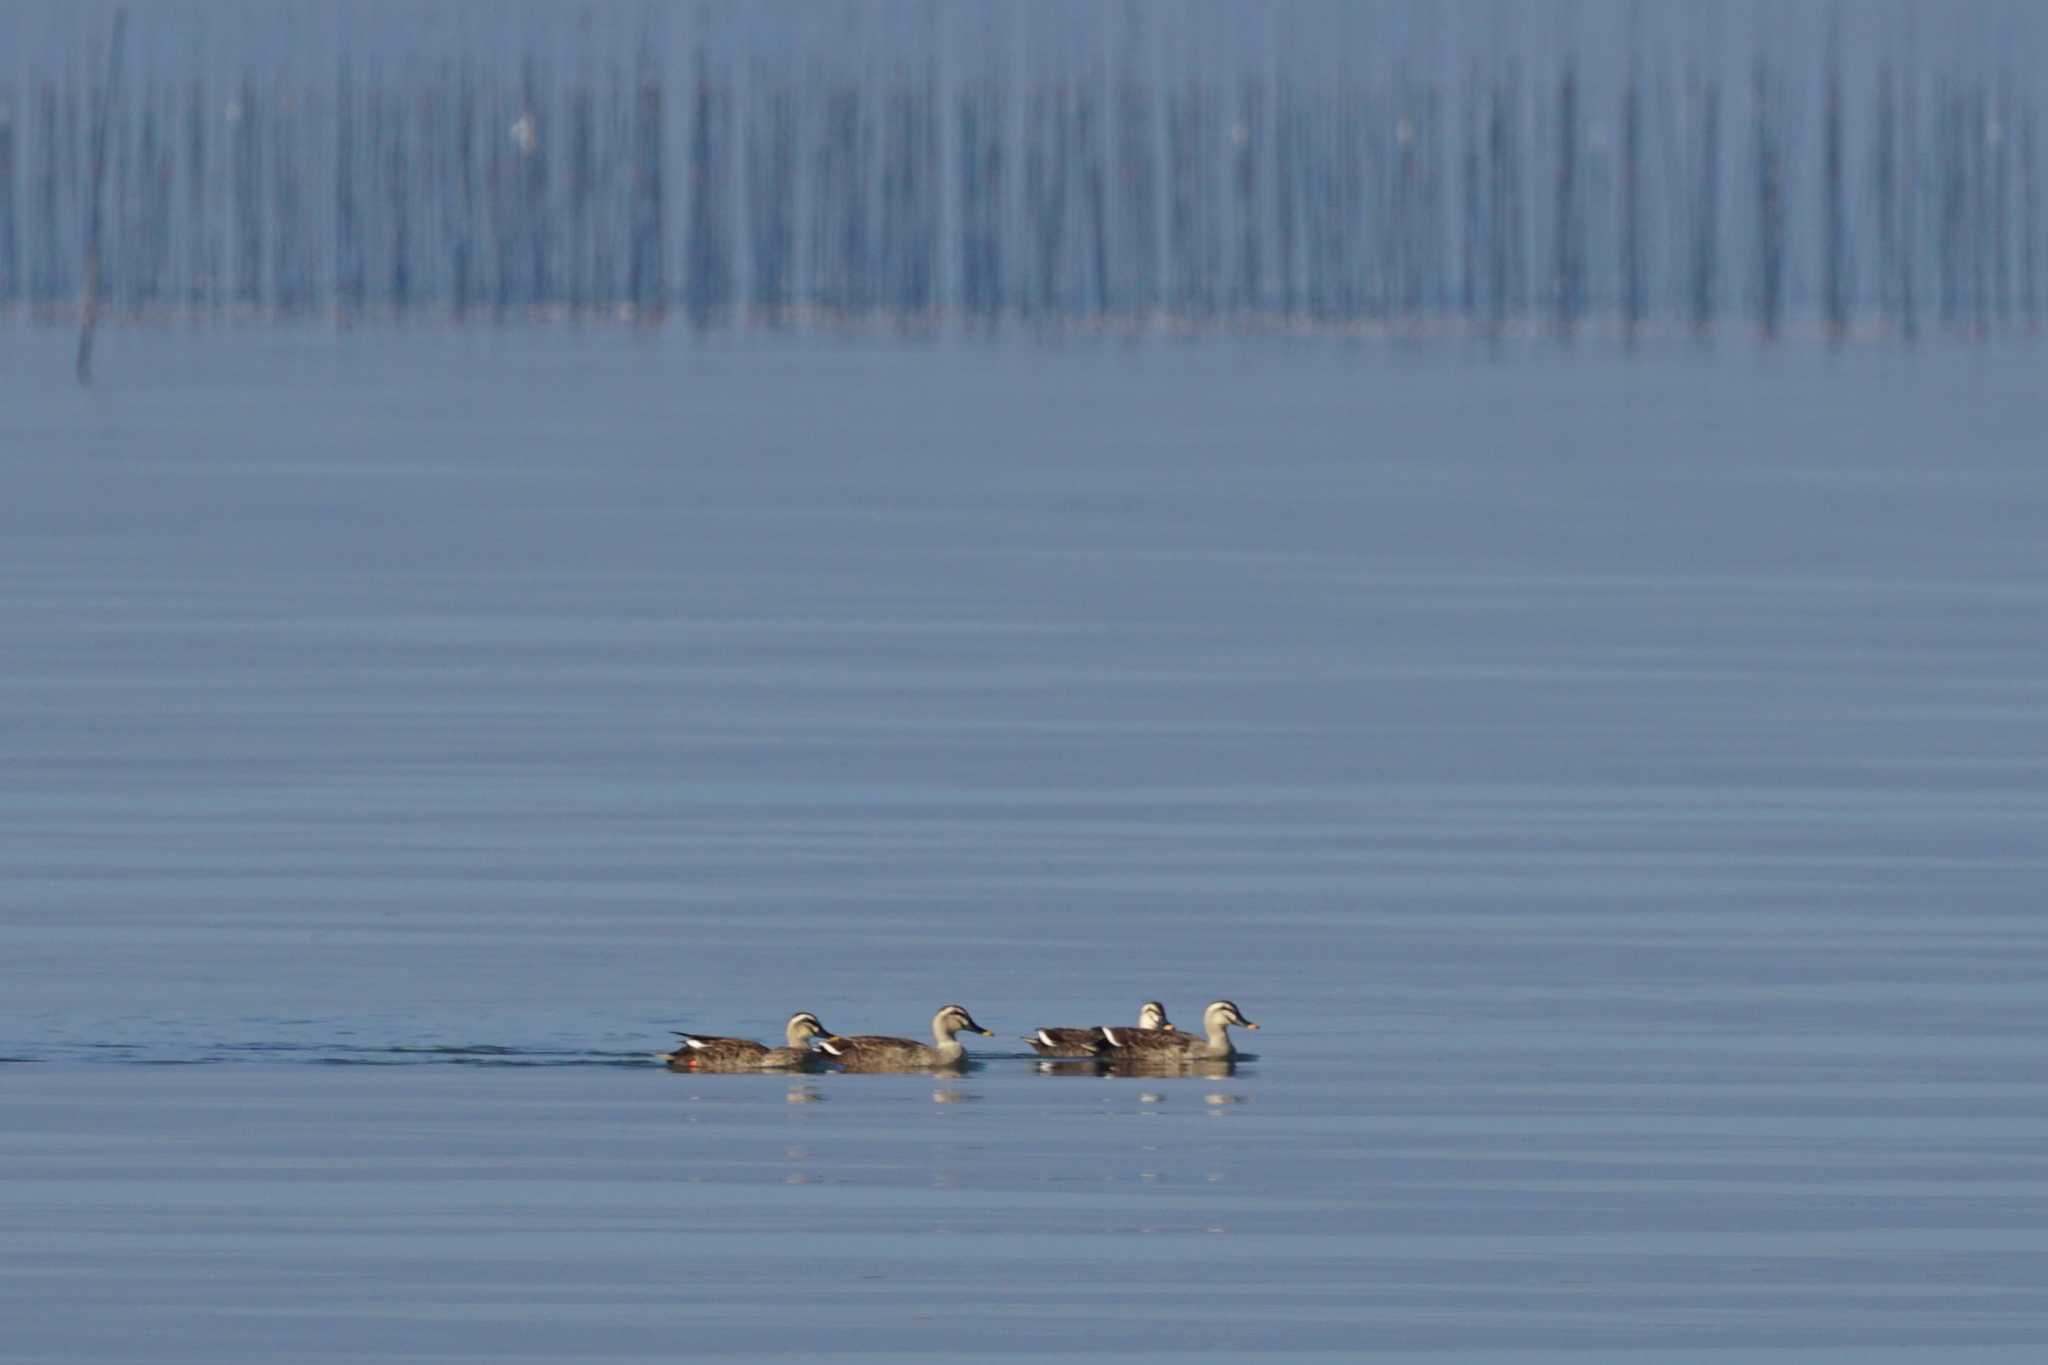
1027;1001;1174;1057
825;1004;994;1072
1099;1000;1257;1065
662;1011;836;1072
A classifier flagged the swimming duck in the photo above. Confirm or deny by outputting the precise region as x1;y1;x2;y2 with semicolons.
1026;1000;1173;1057
662;1011;838;1072
824;1004;994;1071
1099;1000;1257;1064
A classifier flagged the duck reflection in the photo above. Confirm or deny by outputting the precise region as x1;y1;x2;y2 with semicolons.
1105;1057;1239;1081
1032;1058;1112;1078
785;1082;824;1104
1027;1055;1243;1080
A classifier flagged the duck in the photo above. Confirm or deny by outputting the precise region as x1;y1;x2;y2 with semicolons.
1026;1000;1173;1057
662;1011;839;1072
1099;1000;1257;1065
823;1004;994;1072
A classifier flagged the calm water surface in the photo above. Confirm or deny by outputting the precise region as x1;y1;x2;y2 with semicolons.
4;329;2047;1358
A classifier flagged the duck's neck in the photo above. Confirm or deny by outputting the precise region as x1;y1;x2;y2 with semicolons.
1203;1019;1236;1058
930;1022;965;1061
784;1025;811;1049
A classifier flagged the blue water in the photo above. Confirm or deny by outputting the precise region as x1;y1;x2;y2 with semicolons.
4;328;2048;1357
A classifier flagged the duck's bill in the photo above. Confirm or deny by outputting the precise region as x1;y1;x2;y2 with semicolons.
978;1028;996;1036
1242;1021;1261;1030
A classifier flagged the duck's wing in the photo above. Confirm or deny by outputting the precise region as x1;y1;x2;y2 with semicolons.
664;1033;771;1068
1098;1025;1193;1056
828;1035;934;1070
1026;1026;1112;1057
836;1034;917;1048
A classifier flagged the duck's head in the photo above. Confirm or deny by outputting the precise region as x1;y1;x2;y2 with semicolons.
1137;1000;1172;1030
1205;1000;1258;1032
936;1004;994;1038
786;1011;832;1044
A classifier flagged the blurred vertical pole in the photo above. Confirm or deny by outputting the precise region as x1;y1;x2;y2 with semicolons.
2022;102;2039;331
1938;80;1962;330
596;59;626;314
488;79;511;321
36;82;59;317
522;54;550;312
1022;82;1057;319
140;78;165;315
1423;83;1446;321
1620;52;1644;344
388;82;410;318
1899;43;1919;342
627;45;665;321
1822;10;1847;342
111;64;132;315
683;49;730;328
1273;73;1299;321
0;85;18;310
1500;66;1526;326
1395;76;1420;327
1166;80;1193;320
232;74;260;312
64;79;81;299
1753;51;1784;340
1973;81;1995;335
980;73;1006;326
1487;73;1509;336
451;72;475;321
1970;82;1990;336
1459;65;1479;324
1233;74;1262;321
336;57;361;320
1998;80;2015;331
886;59;909;324
1115;55;1154;321
838;81;870;318
1337;80;1363;322
1078;74;1109;320
1993;80;2012;329
743;63;788;323
269;79;303;317
267;79;287;314
186;76;209;316
878;66;926;324
1688;70;1720;336
567;69;593;317
77;8;127;385
919;63;940;323
1552;59;1579;339
957;75;978;324
1875;62;1898;330
183;75;206;321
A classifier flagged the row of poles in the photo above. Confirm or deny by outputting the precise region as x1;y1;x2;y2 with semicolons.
5;1;2045;342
